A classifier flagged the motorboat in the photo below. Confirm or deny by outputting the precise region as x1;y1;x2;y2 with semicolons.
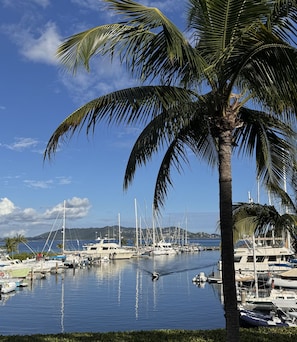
0;257;31;278
22;256;66;274
152;272;160;281
151;240;177;256
217;238;295;276
82;237;135;260
0;281;17;294
192;272;208;283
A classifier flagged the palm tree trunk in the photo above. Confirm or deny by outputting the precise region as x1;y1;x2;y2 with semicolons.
218;129;239;341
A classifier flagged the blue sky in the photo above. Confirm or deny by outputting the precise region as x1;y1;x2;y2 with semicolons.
0;0;273;238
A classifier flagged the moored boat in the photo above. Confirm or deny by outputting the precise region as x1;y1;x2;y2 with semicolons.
267;268;297;289
218;238;295;275
239;288;297;311
82;237;135;260
0;260;31;278
0;281;17;294
151;240;177;256
239;307;297;328
192;272;208;283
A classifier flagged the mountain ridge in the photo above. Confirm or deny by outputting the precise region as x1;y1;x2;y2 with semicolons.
28;226;220;242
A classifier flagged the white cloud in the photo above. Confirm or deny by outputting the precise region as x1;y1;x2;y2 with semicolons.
1;0;50;7
20;22;62;65
0;197;91;237
1;137;39;151
23;177;72;189
24;179;54;189
43;197;91;220
57;177;72;185
59;57;138;106
70;0;104;11
0;197;15;215
2;21;62;65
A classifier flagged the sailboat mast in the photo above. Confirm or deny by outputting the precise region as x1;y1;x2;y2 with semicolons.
62;200;66;254
134;198;139;250
152;205;156;246
118;213;121;248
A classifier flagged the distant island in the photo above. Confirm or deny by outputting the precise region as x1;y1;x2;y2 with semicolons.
23;226;220;243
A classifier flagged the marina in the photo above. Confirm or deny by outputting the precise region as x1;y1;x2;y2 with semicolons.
0;241;225;335
2;235;297;335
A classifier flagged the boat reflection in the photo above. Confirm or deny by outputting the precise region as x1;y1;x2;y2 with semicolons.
0;251;225;335
91;259;131;281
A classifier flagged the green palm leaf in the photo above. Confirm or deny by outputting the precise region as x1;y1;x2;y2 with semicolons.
45;1;297;339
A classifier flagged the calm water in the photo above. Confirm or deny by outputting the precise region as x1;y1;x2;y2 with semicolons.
0;240;225;335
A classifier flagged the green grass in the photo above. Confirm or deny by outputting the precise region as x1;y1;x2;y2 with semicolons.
0;329;297;342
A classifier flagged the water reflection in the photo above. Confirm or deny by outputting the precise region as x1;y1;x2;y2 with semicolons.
92;259;130;281
0;251;224;335
61;275;65;333
0;291;17;306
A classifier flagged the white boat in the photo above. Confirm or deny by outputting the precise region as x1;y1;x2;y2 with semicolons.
0;277;28;288
82;237;135;260
178;244;203;253
22;257;65;274
151;240;177;256
192;272;208;283
1;281;17;294
239;288;297;311
272;299;297;311
217;238;295;275
0;256;31;278
267;268;297;289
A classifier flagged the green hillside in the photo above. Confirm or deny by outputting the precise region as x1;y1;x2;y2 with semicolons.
28;226;220;243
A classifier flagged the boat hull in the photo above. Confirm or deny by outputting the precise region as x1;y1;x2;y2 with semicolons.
239;308;297;328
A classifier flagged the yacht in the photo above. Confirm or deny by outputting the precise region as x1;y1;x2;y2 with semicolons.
82;237;135;260
151;240;177;256
217;238;295;275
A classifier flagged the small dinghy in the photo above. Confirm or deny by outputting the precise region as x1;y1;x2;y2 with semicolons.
192;272;208;283
1;281;17;294
239;307;297;328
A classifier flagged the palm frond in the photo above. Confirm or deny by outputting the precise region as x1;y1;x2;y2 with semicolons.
153;139;190;211
123;98;218;210
232;202;280;240
233;107;296;207
57;0;205;85
187;0;269;58
44;86;197;160
233;202;297;242
237;27;297;114
269;0;297;44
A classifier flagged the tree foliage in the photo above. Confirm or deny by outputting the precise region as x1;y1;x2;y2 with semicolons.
233;202;297;252
44;1;297;341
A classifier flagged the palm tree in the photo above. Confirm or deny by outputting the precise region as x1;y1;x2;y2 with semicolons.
233;202;297;252
14;234;28;254
44;1;297;340
4;237;17;257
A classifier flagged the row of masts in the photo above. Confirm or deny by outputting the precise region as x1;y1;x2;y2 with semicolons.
61;198;190;253
62;199;188;253
133;198;189;248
